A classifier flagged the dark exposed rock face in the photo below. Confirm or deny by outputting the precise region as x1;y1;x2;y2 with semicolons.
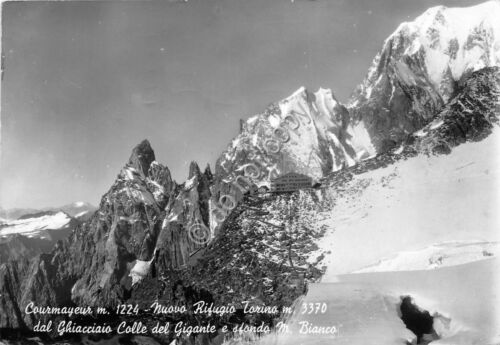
0;235;53;264
411;67;500;154
0;212;80;266
69;141;170;307
127;139;156;176
0;245;77;329
349;32;445;152
68;152;213;308
0;259;30;329
155;161;212;273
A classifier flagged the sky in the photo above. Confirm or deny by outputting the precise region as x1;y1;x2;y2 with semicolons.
0;0;485;209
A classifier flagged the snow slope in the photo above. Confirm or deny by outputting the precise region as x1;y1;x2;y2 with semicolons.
0;211;73;238
338;258;500;344
129;250;156;285
353;240;499;273
258;258;499;345
74;210;89;218
317;127;500;280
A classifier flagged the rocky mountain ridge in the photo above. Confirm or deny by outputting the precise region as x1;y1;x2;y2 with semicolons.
1;2;499;344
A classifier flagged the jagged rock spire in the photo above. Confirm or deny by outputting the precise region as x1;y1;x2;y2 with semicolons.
204;163;213;181
128;139;156;176
188;161;201;179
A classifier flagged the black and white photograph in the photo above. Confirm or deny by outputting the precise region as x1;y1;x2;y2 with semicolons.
0;0;499;344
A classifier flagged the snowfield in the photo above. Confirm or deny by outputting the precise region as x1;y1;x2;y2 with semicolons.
129;250;157;285
337;258;500;345
319;128;500;280
258;258;499;345
353;240;499;273
74;210;89;218
129;259;153;286
406;0;500;91
0;211;73;238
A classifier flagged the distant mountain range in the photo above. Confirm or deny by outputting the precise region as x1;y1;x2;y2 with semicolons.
0;201;96;222
0;203;96;266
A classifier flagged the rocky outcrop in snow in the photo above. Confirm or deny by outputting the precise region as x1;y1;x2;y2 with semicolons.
410;66;500;153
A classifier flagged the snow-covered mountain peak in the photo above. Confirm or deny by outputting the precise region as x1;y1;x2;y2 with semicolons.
414;1;500;29
348;1;500;153
389;0;500;90
215;86;373;192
